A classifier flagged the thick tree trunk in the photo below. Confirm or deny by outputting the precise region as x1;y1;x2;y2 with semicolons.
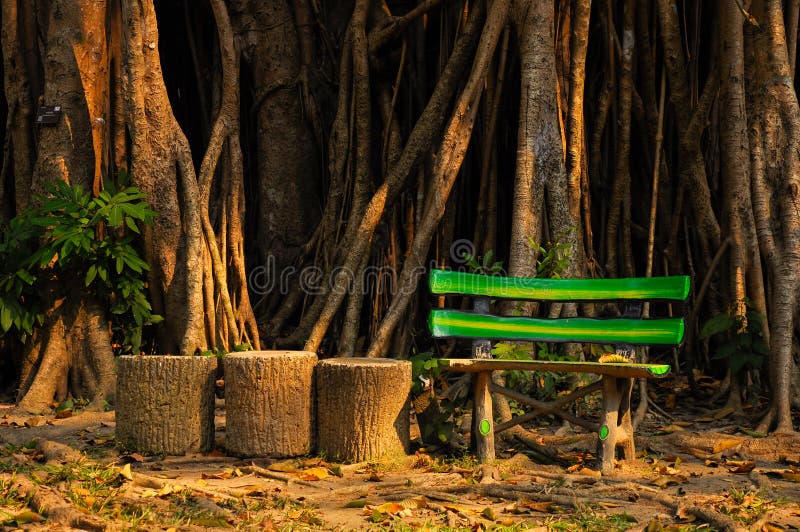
303;2;486;352
316;358;411;462
229;0;320;281
719;0;751;316
116;355;217;454
9;0;116;413
17;295;115;413
224;351;316;457
122;0;206;355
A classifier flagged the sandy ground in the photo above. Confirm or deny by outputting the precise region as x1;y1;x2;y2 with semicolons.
0;401;799;531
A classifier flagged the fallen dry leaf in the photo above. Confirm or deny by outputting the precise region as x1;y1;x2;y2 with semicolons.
343;499;372;508
400;496;427;510
297;467;329;481
118;463;133;481
25;416;45;427
201;471;231;480
685;447;711;460
659;424;686;433
726;460;756;474
712;439;742;454
8;511;43;525
657;465;682;476
598;501;623;509
528;501;561;513
675;506;698;522
363;502;404;516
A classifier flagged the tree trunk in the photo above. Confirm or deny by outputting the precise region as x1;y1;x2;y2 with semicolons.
229;0;320;283
316;358;410;462
223;351;316;457
8;0;116;413
116;355;217;455
121;0;206;355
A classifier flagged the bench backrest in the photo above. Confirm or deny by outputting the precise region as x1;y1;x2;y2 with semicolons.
428;269;690;347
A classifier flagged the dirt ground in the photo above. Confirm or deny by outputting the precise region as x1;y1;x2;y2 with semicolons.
0;399;799;531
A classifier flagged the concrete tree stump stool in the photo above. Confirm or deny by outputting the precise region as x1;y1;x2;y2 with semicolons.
116;355;217;455
316;358;411;463
224;351;317;457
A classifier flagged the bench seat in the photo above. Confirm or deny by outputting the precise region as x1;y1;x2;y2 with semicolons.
427;268;690;474
437;358;671;379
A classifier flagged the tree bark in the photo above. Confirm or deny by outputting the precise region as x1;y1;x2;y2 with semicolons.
11;0;115;413
116;355;217;455
303;2;486;352
316;358;410;462
229;0;320;280
224;351;316;457
121;0;206;355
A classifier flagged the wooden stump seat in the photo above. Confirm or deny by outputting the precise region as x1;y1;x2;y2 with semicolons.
116;355;217;455
315;358;411;463
224;351;316;457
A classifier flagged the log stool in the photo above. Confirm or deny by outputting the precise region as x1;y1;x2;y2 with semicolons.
224;351;317;457
116;355;217;455
316;358;411;463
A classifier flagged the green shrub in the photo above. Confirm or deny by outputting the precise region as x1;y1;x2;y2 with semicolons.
0;175;160;354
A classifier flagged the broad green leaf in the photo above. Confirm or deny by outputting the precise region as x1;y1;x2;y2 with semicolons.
85;264;97;286
15;269;35;285
125;216;140;233
108;205;122;227
700;313;735;339
0;305;12;332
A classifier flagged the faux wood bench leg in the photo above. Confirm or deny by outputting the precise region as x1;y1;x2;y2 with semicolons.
599;376;637;474
618;378;636;460
472;371;495;463
599;375;620;473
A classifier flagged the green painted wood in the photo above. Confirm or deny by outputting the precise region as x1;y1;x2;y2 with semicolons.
429;309;685;346
438;358;672;379
429;269;690;301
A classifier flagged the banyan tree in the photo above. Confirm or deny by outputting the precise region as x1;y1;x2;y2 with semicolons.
0;0;796;433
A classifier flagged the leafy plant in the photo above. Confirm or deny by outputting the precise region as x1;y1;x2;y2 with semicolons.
410;351;444;396
529;232;573;279
700;299;767;375
0;175;160;353
463;249;504;275
409;351;455;444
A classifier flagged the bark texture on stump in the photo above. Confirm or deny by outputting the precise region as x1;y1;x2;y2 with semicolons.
316;358;411;463
224;351;317;457
115;355;216;455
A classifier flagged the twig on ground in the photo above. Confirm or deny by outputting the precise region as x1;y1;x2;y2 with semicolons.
241;464;321;488
5;474;106;531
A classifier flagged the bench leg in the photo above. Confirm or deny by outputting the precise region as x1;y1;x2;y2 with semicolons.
472;371;495;463
598;375;621;474
618;378;635;461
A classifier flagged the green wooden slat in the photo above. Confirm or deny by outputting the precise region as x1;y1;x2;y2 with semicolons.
438;358;672;378
429;269;690;301
429;309;685;346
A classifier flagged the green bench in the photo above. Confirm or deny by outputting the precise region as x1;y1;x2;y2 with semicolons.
427;269;690;474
